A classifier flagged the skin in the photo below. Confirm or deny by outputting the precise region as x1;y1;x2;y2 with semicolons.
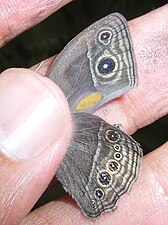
0;1;168;224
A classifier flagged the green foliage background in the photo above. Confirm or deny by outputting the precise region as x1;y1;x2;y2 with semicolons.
0;0;167;208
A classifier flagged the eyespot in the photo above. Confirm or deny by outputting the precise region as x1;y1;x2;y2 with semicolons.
94;188;105;200
114;152;122;160
95;55;118;78
97;170;112;186
98;30;112;45
105;130;120;142
107;159;120;173
113;144;121;151
97;57;115;75
91;199;97;208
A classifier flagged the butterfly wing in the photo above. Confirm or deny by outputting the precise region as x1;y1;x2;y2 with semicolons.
48;13;136;113
56;113;142;217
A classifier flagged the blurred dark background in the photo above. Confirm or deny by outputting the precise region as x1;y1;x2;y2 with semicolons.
0;0;167;207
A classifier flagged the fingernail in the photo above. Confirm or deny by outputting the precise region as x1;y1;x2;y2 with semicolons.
0;68;70;160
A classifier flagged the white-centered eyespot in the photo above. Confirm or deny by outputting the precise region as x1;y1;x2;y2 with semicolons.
114;152;122;160
107;159;120;173
98;30;112;45
97;170;112;187
105;129;120;142
95;54;118;78
94;188;105;200
114;144;121;151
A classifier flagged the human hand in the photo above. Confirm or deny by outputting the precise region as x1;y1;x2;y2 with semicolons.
0;1;168;224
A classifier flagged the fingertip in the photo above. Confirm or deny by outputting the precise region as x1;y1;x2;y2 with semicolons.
0;68;72;161
0;67;72;224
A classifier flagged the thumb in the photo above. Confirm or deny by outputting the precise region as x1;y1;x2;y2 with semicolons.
0;68;72;225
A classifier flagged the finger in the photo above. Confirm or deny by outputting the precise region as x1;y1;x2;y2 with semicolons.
31;5;168;134
21;141;168;225
0;68;72;225
97;5;168;133
0;0;72;47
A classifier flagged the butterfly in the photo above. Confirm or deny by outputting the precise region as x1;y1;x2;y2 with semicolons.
48;12;142;218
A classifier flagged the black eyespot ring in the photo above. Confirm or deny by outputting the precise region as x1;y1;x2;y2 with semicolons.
98;171;111;186
105;130;120;142
91;199;97;208
100;32;110;40
114;152;122;160
97;57;115;75
114;144;121;151
95;54;118;78
98;30;112;45
108;159;120;173
94;188;104;200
